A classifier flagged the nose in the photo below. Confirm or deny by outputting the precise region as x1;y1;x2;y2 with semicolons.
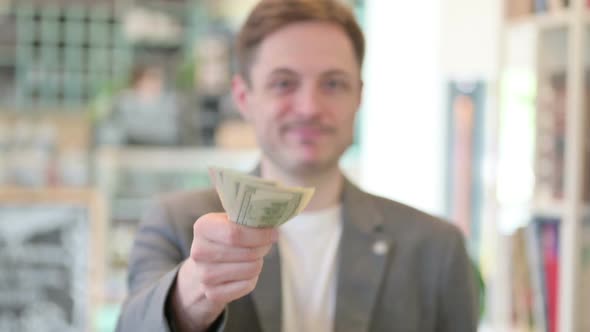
294;85;323;118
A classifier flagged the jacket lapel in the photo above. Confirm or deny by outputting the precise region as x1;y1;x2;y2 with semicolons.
245;167;391;332
334;180;393;332
251;243;282;332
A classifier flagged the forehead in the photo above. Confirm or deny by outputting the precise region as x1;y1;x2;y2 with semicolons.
250;22;359;78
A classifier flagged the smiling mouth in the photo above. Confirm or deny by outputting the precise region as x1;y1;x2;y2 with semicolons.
290;126;326;134
283;126;333;142
282;121;335;133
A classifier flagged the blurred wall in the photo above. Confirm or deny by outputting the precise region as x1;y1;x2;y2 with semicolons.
440;0;501;78
361;0;500;217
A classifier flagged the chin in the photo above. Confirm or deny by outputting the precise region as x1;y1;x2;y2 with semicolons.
287;156;338;176
263;142;344;175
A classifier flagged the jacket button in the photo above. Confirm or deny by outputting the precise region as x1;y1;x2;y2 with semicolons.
372;240;388;256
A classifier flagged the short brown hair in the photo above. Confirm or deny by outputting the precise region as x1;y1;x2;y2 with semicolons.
235;0;365;82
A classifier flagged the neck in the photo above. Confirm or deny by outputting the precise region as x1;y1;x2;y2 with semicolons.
260;159;344;212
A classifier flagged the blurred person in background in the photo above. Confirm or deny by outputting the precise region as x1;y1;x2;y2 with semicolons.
97;64;182;146
117;1;479;331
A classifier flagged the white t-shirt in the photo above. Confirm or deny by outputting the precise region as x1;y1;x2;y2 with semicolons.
278;205;343;332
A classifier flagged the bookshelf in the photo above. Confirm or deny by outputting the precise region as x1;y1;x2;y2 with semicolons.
508;10;571;29
494;0;590;331
0;187;106;332
9;1;132;109
0;0;202;111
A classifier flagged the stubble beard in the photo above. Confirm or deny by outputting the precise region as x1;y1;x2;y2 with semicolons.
261;138;350;178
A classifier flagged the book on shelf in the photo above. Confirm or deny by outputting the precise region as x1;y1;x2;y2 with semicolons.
535;0;549;13
585;79;590;205
509;216;560;332
510;227;537;330
534;71;590;205
535;72;566;204
539;217;560;332
581;217;590;331
542;0;569;12
525;221;548;332
506;0;534;19
552;0;569;10
505;0;570;19
548;0;568;11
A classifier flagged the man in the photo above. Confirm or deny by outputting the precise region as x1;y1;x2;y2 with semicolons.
116;1;479;331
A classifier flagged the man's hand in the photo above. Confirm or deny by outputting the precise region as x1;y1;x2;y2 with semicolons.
168;213;278;332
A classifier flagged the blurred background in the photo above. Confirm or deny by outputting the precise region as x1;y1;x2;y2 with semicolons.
0;0;588;331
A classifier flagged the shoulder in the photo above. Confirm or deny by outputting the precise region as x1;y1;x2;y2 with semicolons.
157;188;220;212
361;191;465;250
137;188;223;248
151;188;223;223
140;188;221;227
360;193;471;283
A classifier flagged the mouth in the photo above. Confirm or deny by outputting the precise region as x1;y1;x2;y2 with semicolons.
282;124;334;141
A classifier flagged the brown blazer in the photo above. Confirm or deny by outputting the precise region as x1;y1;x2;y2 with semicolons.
116;178;479;332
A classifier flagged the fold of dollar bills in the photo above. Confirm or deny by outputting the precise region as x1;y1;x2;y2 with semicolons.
208;167;315;228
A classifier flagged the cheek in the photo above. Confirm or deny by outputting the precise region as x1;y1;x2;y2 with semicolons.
271;96;295;119
258;101;294;134
333;103;358;127
249;99;289;133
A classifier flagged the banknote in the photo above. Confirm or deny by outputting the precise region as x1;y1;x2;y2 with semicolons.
209;167;277;214
208;167;315;227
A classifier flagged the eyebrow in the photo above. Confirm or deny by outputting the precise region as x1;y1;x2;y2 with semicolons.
268;68;298;77
267;68;354;78
321;69;353;78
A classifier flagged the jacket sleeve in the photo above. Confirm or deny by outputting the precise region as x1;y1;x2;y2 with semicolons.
115;198;228;332
436;229;480;332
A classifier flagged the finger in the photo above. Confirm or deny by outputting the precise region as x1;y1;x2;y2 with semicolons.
198;260;263;286
191;238;272;263
195;214;278;248
202;277;259;304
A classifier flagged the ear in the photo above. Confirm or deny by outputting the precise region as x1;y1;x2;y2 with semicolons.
232;74;252;121
355;79;364;114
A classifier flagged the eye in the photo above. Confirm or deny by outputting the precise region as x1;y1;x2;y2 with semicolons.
270;78;296;93
323;78;348;91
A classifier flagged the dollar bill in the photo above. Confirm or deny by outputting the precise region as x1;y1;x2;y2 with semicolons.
208;167;315;228
209;167;277;214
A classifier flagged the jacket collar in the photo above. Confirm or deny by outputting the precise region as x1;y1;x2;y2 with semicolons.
249;166;392;332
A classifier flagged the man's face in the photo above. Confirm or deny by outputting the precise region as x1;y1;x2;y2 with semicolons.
233;22;362;176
